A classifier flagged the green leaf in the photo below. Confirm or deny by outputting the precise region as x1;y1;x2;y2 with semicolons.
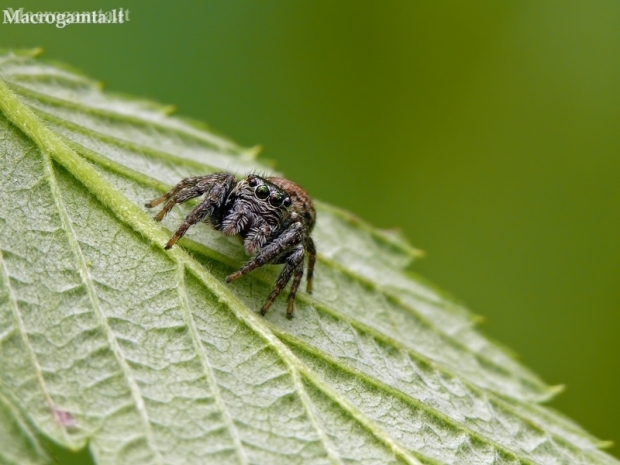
0;49;616;465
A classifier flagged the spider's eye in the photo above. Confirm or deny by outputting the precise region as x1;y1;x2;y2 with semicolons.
282;197;292;208
248;176;259;187
269;192;286;207
255;185;270;199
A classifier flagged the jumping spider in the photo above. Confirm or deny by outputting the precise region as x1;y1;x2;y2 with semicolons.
145;172;316;318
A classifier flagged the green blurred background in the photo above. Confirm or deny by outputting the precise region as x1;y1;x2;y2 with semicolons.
2;0;619;460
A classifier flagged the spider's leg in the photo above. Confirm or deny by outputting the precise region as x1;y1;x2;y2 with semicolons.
146;176;209;221
163;198;214;249
146;173;234;222
145;176;206;208
305;237;316;294
226;222;304;282
158;173;235;249
259;246;305;317
286;260;305;319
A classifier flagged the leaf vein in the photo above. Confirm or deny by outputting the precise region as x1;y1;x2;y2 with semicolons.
275;331;558;465
6;81;243;153
175;264;250;465
0;247;72;445
32;123;548;399
41;148;165;463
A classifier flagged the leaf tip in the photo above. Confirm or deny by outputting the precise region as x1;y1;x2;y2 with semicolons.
28;47;44;58
377;227;425;258
596;439;615;449
162;104;177;115
549;384;566;396
413;247;426;258
242;144;263;160
550;384;566;394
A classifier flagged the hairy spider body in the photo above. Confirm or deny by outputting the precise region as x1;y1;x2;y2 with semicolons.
145;172;316;318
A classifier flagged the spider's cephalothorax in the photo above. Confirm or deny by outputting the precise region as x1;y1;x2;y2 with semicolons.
145;172;316;318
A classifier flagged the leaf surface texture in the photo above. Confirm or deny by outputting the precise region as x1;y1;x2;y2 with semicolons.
0;50;616;465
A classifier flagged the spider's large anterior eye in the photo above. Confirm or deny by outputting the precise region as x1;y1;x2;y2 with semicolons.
269;192;285;207
255;185;270;199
